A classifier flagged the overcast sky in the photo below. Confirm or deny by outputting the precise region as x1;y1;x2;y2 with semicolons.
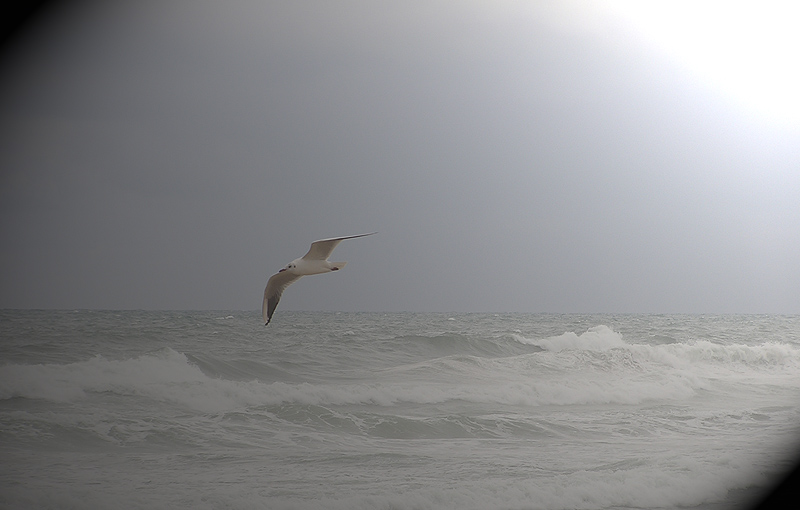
1;0;799;313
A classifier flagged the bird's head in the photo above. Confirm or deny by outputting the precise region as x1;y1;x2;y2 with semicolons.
279;262;297;273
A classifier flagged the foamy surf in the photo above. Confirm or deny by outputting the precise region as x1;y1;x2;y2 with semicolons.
511;324;628;351
1;311;798;510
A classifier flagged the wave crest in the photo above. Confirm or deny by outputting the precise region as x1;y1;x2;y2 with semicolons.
512;325;627;352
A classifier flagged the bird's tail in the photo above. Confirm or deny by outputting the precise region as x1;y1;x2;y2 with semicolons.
330;261;347;271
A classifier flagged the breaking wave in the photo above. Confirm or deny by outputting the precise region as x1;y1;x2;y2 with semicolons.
2;325;797;415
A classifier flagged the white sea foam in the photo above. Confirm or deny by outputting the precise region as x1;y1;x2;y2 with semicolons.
513;325;628;351
2;324;798;416
511;325;800;373
1;311;798;510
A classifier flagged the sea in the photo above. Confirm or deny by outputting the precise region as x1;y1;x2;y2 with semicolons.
1;310;798;510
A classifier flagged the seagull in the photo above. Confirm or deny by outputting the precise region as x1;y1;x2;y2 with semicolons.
262;232;377;325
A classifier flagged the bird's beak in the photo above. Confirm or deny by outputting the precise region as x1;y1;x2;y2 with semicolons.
278;268;286;272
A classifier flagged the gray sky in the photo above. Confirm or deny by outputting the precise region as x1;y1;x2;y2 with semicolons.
1;0;799;313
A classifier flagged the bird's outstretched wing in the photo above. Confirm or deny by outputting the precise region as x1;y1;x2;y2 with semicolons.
263;271;302;325
301;232;377;261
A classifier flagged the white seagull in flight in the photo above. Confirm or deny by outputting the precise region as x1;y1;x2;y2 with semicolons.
262;232;377;325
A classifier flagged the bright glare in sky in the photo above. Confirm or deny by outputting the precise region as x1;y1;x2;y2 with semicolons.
608;1;800;127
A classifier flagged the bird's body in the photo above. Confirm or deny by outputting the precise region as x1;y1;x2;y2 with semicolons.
288;257;346;276
262;232;376;325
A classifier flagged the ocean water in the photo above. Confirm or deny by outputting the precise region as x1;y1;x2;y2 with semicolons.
1;311;798;510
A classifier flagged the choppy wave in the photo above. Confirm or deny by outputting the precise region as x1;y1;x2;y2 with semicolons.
511;325;628;351
0;349;272;413
2;325;798;415
2;313;799;510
